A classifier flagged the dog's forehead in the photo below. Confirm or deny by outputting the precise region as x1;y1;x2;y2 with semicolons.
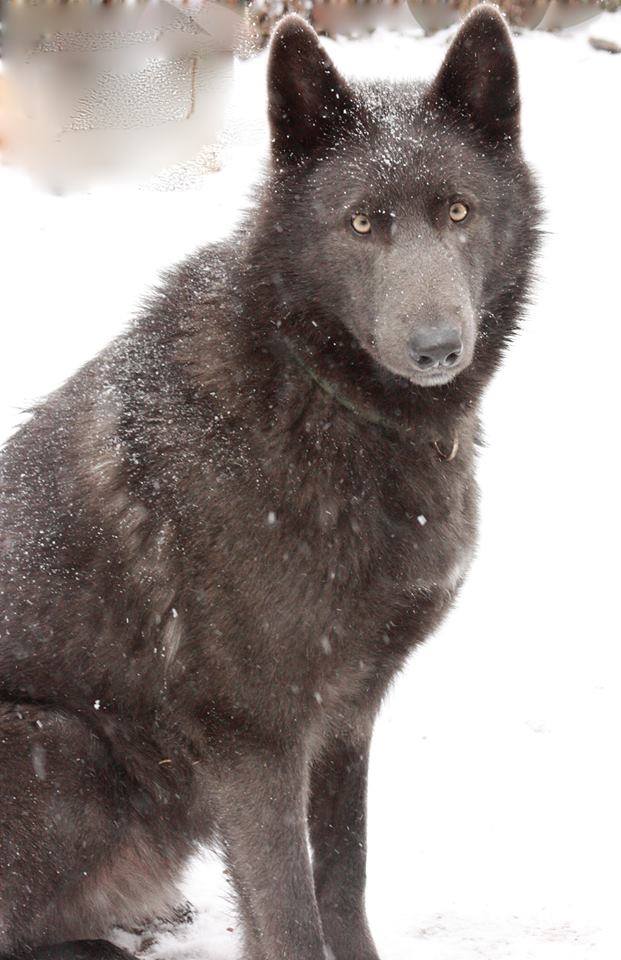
310;80;493;206
364;121;474;193
311;131;480;215
360;80;467;164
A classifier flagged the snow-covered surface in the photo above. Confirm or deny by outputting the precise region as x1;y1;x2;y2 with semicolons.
2;11;621;960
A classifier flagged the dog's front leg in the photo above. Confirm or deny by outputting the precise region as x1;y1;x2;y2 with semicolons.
215;744;326;960
309;736;381;960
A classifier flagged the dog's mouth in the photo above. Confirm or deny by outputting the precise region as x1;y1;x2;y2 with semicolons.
373;353;468;389
407;366;464;388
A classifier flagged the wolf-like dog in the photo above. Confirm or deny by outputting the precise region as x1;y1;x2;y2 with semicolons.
0;7;541;960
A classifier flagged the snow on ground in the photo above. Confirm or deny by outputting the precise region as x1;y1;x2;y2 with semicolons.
2;11;621;960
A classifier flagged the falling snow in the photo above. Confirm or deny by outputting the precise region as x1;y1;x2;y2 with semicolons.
1;11;620;960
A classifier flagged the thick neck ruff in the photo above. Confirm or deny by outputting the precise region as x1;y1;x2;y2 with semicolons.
284;338;460;461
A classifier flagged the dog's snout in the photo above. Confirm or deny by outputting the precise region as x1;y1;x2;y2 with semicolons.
409;327;463;371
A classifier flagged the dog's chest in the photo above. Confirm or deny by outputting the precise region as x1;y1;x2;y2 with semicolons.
251;437;476;670
171;422;477;734
254;451;475;729
296;443;476;598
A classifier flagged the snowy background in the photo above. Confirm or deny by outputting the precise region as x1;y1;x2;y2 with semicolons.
2;11;621;960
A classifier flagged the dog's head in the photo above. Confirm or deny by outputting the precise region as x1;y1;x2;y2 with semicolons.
263;6;540;390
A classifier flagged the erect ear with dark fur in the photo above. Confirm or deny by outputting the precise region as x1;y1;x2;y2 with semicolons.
430;5;520;147
268;15;356;165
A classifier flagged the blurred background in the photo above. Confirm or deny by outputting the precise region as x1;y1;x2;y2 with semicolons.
1;1;619;189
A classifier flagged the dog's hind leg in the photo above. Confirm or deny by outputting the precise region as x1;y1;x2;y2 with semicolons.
0;702;174;957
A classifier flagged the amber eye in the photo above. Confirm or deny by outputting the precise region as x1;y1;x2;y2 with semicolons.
351;213;372;235
449;201;469;223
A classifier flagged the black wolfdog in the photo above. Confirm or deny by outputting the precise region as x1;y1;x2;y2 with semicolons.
0;7;540;959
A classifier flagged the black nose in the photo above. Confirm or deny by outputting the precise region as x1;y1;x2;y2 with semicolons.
409;328;463;371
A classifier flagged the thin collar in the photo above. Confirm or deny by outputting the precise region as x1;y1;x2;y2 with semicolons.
284;338;459;460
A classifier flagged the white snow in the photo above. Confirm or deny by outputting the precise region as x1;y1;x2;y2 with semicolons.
2;11;621;960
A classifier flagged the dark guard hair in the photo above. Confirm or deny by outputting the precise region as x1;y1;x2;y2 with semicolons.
0;7;542;960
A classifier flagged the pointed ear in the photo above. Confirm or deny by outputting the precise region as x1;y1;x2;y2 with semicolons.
268;15;356;165
430;5;520;147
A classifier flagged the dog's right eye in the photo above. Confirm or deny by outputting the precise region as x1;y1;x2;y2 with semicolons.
351;214;372;235
449;201;469;223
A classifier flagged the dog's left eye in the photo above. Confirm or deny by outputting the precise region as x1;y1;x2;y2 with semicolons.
449;202;469;223
351;214;372;235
